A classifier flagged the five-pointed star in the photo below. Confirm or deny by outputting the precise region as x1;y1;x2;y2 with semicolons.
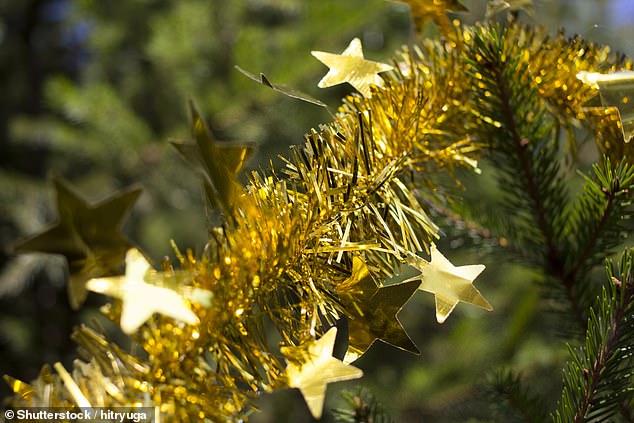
172;101;253;212
86;248;199;334
13;178;142;309
283;327;363;419
311;38;393;98
392;0;468;38
408;244;492;323
338;257;419;363
577;70;634;143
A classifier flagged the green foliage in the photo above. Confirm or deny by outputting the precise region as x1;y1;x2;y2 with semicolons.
463;24;569;264
452;21;633;422
2;1;634;421
484;370;550;423
553;249;634;422
565;159;634;278
332;387;394;423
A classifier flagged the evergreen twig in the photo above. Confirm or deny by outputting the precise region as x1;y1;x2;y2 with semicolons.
553;249;634;422
464;25;587;328
485;370;550;423
332;387;394;423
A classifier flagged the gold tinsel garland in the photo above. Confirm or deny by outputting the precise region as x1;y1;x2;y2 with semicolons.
5;11;634;422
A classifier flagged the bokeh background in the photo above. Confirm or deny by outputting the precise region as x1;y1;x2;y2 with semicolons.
1;0;632;421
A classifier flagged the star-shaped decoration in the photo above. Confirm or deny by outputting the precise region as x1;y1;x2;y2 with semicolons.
172;101;254;212
407;244;492;323
337;257;419;363
283;327;363;419
392;0;468;39
311;38;393;98
577;70;634;143
13;178;142;309
86;248;199;334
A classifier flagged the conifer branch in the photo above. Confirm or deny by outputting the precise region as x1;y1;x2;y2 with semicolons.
574;292;625;421
486;370;549;423
333;387;394;423
466;26;585;329
428;200;541;263
495;67;559;271
567;192;614;279
492;71;589;331
554;249;634;423
565;160;634;281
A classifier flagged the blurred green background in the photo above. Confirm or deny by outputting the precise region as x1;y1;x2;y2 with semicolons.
0;0;632;421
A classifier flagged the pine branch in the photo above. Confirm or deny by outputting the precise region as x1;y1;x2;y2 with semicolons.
494;62;559;268
485;370;550;423
332;387;394;423
465;26;566;257
564;159;634;282
553;249;634;423
428;199;541;264
464;25;585;327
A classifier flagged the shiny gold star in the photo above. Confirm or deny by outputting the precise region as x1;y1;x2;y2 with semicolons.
407;244;492;323
577;70;634;143
86;248;199;334
13;178;141;309
392;0;468;38
172;101;254;212
283;327;363;419
337;257;419;363
311;38;393;97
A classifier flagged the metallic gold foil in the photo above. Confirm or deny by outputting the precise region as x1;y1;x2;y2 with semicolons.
312;38;394;97
283;327;363;418
12;178;141;309
86;248;200;334
406;244;492;323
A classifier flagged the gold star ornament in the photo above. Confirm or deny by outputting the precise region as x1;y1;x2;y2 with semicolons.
13;178;141;309
577;70;634;143
86;248;200;334
283;327;363;419
311;38;393;98
407;244;492;323
337;257;419;363
172;102;254;212
392;0;468;38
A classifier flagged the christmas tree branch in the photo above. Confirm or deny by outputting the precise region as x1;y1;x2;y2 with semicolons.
465;25;587;329
428;200;541;264
332;387;394;423
5;15;634;420
486;370;550;423
494;60;560;269
554;249;634;423
566;187;615;278
565;159;634;281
